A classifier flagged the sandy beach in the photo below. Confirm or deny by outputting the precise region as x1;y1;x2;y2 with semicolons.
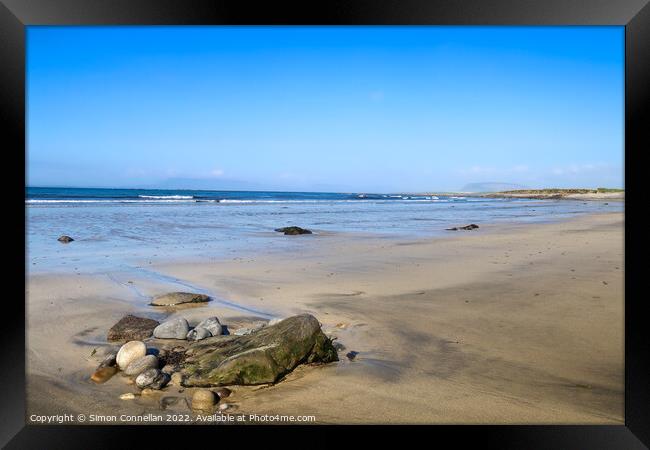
26;211;624;424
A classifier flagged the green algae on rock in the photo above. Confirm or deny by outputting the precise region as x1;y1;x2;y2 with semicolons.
181;314;337;386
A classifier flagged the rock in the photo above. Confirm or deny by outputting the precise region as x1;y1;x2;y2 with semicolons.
170;372;184;386
90;366;117;384
135;368;170;390
153;318;190;339
274;226;312;235
346;351;359;360
445;224;479;231
116;341;147;369
97;352;117;369
196;317;222;336
150;292;210;306
187;327;212;341
161;364;175;374
233;321;265;336
141;388;157;396
268;318;285;326
214;387;231;399
57;235;74;243
119;393;136;400
124;355;159;376
333;342;346;352
191;389;216;410
218;403;231;411
107;315;160;342
232;328;251;336
181;314;338;386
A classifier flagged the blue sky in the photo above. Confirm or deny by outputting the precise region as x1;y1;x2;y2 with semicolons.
27;26;624;192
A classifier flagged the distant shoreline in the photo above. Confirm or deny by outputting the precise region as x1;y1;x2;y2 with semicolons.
477;189;624;201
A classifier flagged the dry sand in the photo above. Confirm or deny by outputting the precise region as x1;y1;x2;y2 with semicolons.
26;212;624;424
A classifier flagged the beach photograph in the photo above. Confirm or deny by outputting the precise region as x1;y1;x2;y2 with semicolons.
26;26;624;425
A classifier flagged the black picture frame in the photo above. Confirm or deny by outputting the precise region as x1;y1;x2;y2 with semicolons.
3;0;648;447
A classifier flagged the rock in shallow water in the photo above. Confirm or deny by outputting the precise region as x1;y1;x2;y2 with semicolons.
153;318;190;339
116;341;147;369
124;354;159;376
108;315;160;342
57;235;74;243
446;224;479;231
91;366;117;384
150;292;210;306
274;226;312;235
181;314;338;386
136;368;170;390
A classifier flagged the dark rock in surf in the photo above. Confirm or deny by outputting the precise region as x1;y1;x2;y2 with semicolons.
446;224;479;231
107;315;160;342
274;226;313;235
181;314;338;386
57;235;74;243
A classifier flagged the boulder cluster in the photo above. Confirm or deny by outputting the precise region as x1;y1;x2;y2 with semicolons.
92;300;339;410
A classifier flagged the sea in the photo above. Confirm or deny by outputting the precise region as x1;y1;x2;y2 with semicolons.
26;187;622;274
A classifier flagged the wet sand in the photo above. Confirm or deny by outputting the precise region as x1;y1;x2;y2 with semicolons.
26;212;624;424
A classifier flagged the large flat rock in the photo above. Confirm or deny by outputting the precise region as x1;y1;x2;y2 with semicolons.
181;314;338;386
107;315;160;342
150;292;210;306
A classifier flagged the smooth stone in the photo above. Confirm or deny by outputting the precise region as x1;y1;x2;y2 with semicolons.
150;292;210;306
57;235;74;243
196;317;222;336
90;366;117;384
214;387;231;399
124;354;159;376
107;315;160;342
141;388;157;396
274;226;312;235
136;368;170;390
218;403;231;411
153;318;190;339
120;393;136;400
116;341;147;369
191;389;216;410
182;314;338;386
187;327;211;341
